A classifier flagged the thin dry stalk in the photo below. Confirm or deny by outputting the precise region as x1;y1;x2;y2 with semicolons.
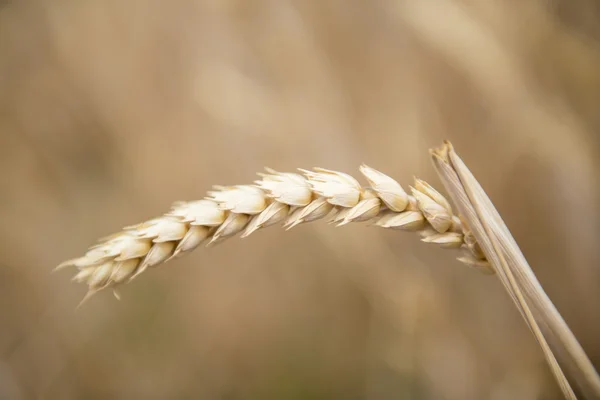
431;141;600;400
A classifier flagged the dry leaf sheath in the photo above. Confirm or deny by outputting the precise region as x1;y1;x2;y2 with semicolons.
56;165;491;304
431;142;600;400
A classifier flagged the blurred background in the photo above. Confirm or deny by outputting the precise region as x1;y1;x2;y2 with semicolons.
1;0;600;398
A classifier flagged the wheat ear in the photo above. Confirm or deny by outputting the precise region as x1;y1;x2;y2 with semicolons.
55;165;490;304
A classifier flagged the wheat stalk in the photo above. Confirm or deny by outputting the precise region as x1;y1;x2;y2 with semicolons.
431;142;600;400
56;164;491;304
55;144;600;399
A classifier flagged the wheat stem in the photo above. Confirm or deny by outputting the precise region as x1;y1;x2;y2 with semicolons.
431;141;600;400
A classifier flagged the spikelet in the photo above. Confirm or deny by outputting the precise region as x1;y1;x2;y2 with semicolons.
359;164;408;211
255;169;312;206
300;168;362;207
410;187;453;233
55;165;490;303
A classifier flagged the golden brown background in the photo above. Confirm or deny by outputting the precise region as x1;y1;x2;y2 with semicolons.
1;0;599;398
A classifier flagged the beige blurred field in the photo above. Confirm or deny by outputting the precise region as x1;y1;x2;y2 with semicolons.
1;0;600;398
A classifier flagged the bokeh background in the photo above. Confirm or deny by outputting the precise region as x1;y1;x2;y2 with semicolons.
1;0;600;398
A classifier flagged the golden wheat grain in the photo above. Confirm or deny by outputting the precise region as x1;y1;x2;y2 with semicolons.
55;165;491;304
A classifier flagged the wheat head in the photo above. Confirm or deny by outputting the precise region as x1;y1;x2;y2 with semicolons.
56;165;491;304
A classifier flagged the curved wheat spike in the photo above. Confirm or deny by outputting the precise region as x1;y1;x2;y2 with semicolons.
55;165;491;303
